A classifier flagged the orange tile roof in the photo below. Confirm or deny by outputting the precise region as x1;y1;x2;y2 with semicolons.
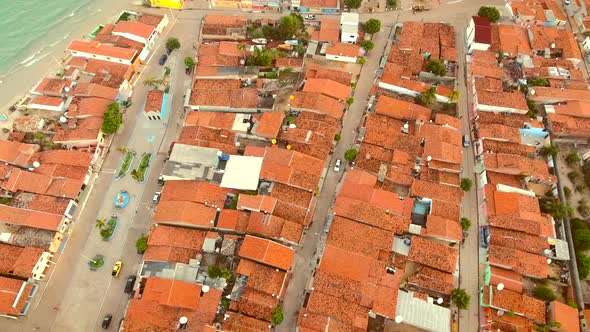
407;236;458;273
153;201;217;227
34;78;72;95
484;285;546;324
137;14;166;27
496;25;532;56
549;113;590;137
67;40;137;61
160;180;235;207
488;244;548;278
550;301;579;332
472;63;505;79
408;266;454;295
112;20;155;39
66;97;112;118
552;100;590;118
327;217;393;259
334;196;409;234
0;278;33;316
435;114;462;130
82;58;132;88
305;65;352;85
476;89;528;111
224;312;271;332
531;86;590;102
29;95;64;107
237;195;277;213
190;79;258;109
423;215;463;242
275;57;304;68
326;43;360;58
145;90;163;113
490;266;523;293
239;235;294;270
0;243;44;278
71;82;118;100
0;141;38;167
374;95;432;122
258;147;325;191
144;224;207;263
0;204;63;231
203;15;247;29
483;153;551;182
289;91;345;119
303;78;351;101
184;112;238;131
529;26;581;61
317;18;340;43
236;258;286;296
255;112;284;139
410;179;463;204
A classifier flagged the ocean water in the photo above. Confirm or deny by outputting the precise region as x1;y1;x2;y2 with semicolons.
0;0;97;77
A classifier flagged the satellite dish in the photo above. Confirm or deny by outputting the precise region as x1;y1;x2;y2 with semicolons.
530;89;536;95
426;156;432;162
179;317;188;324
403;123;409;129
202;285;210;293
497;283;504;291
394;315;403;323
437;298;443;304
543;249;552;256
32;161;40;168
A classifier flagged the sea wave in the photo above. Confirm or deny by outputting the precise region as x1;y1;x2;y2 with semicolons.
24;53;50;67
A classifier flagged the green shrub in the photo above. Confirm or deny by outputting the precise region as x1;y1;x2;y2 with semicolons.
272;307;284;325
451;288;470;310
532;286;556;302
460;178;473;191
334;134;341;141
460;217;471;231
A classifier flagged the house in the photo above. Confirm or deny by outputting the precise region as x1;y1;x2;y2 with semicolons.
112;20;157;47
144;90;165;121
161;144;221;182
66;40;139;65
26;95;65;112
466;16;491;54
0;141;38;168
312;18;340;43
0;277;37;319
147;0;184;8
297;0;339;13
0;243;52;280
137;14;169;33
340;13;359;44
303;78;352;101
186;79;268;112
507;0;566;26
31;78;74;97
201;15;247;40
548;301;580;332
325;43;361;63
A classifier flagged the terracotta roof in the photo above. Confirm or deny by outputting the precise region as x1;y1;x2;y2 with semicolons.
125;277;222;331
476;89;528;111
305;65;352;85
387;47;423;76
549;113;590;137
145;90;164;113
275;57;304;68
484;285;546;324
551;100;590;118
303;78;351;101
529;26;581;61
410;179;463;204
184;112;238;131
423;215;463;242
326;43;360;57
483;153;551;182
153;201;217;227
239;235;295;270
435;114;462;130
420;123;463;164
549;301;579;332
33;78;72;95
327;217;393;259
490;266;523;293
488;245;548;278
236;259;286;296
66;97;112;117
334;196;409;234
289;91;345;119
496;25;532;56
112;20;155;39
144;225;207;263
255;112;284;138
472;63;504;79
0;278;34;316
137;14;166;27
160;181;234;207
316;18;339;43
70;82;118;100
82;58;132;88
237;195;277;213
478;123;522;143
0;141;38;167
2;168;83;199
67;40;137;61
374;95;432;122
408;266;454;295
258;147;325;191
407;236;458;273
530;86;590;102
224;312;271;332
190;79;258;109
0;243;44;278
203;15;247;29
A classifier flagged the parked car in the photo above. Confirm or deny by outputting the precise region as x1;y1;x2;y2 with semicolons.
185;66;192;75
463;134;471;147
305;14;316;20
102;314;113;329
334;159;342;172
480;226;490;249
124;275;136;294
158;53;168;65
153;192;161;203
112;261;122;277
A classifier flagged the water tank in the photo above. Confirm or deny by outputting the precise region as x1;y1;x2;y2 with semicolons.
32;161;40;168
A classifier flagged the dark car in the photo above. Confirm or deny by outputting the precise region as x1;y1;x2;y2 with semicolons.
480;226;490;249
102;314;113;329
124;275;136;294
158;53;168;65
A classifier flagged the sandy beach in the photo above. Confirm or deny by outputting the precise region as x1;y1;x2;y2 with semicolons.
0;0;147;113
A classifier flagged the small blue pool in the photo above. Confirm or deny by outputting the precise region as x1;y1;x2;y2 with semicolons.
412;200;431;216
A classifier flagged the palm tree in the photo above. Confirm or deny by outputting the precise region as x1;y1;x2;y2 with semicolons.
447;90;460;103
131;169;140;181
95;219;105;230
418;87;437;106
143;77;158;89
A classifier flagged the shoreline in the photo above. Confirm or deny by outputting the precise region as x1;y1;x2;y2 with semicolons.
0;0;146;114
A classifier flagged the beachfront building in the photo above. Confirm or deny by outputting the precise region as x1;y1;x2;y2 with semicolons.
147;0;184;9
112;21;158;48
66;40;139;66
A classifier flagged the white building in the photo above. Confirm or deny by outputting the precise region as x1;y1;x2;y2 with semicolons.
112;21;157;47
340;13;359;44
66;40;138;65
466;16;491;54
326;43;360;63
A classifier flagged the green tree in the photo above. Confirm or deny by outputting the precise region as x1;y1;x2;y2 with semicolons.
136;235;148;253
540;145;558;157
478;6;500;23
365;19;382;34
334;134;341;141
95;219;105;230
262;25;275;39
360;40;375;51
165;37;180;51
574;229;590;251
565;151;581;166
346;97;355;105
184;56;195;69
101;103;123;135
532;286;556;302
130;169;140;181
357;57;366;65
460;178;473;191
246;48;281;66
208;265;222;278
345;0;362;9
577;252;590;279
272;306;284;325
425;59;447;76
526;99;538;118
568;171;579;184
447;90;460;103
278;14;303;39
529;78;549;87
460;217;472;231
564;186;572;199
387;0;397;8
451;288;470;310
344;149;358;162
417;87;437;106
497;50;505;63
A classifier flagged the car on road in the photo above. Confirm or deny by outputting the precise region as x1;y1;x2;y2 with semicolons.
334;159;342;172
565;0;571;5
463;134;471;147
158;53;168;66
305;14;316;20
124;275;136;294
153;191;161;203
112;261;122;278
480;226;490;249
102;314;112;329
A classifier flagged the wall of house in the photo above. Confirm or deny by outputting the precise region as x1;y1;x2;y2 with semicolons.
32;252;53;280
474;102;527;114
326;53;357;63
67;50;133;65
341;32;358;44
112;31;155;47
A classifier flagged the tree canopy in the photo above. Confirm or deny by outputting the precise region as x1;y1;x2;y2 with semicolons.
365;19;382;34
417;87;437;105
577;252;590;279
165;37;181;51
451;288;470;310
345;0;362;9
478;6;500;23
101;102;123;134
344;149;358;162
184;56;195;68
532;286;556;302
360;40;375;51
278;13;304;39
272;307;284;325
460;178;473;191
425;59;447;76
246;48;282;66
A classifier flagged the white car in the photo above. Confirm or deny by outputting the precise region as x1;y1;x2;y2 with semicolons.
334;159;342;172
152;192;161;203
305;14;316;20
565;0;571;5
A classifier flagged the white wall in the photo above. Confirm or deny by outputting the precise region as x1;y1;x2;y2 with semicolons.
67;50;133;65
583;36;590;52
378;81;449;103
28;102;64;112
326;53;357;63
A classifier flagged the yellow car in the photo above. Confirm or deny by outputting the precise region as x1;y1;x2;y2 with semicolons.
112;261;122;277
